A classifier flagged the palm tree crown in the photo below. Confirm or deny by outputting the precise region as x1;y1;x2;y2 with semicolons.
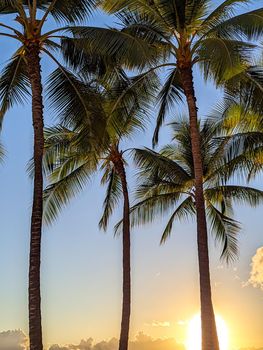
129;119;263;263
0;0;101;125
94;0;263;143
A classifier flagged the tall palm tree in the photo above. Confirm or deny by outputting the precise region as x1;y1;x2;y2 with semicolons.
75;2;263;347
0;2;100;349
42;70;158;350
123;119;263;335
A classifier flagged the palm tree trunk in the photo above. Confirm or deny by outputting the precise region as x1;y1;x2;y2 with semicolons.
26;43;44;350
112;148;131;350
180;65;220;350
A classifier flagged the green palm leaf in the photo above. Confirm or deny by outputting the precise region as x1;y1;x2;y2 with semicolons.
206;202;240;263
65;25;165;70
0;52;30;128
99;168;123;231
206;186;263;207
197;38;253;83
153;67;183;146
43;158;97;225
208;8;263;41
46;67;107;144
160;196;195;244
42;0;98;23
134;147;191;183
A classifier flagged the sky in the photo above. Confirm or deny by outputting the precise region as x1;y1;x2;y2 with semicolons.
0;1;263;350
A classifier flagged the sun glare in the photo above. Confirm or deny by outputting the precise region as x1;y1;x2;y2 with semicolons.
186;314;229;350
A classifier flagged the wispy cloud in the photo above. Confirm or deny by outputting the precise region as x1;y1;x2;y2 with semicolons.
144;321;170;328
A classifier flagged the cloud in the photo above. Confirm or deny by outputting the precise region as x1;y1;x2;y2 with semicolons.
50;339;94;350
130;332;185;350
239;348;263;350
144;321;170;328
48;333;185;350
248;247;263;290
0;330;28;350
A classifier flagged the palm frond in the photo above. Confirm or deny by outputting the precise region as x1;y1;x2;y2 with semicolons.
207;8;263;41
43;159;96;225
99;168;123;231
128;192;182;231
46;67;107;147
66;25;164;70
206;202;240;263
0;51;30;128
206;186;263;208
134;147;191;183
0;0;24;14
160;196;195;244
153;67;183;146
201;0;250;33
197;38;253;84
41;0;98;23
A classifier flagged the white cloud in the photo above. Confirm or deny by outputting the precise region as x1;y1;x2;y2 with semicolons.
48;333;184;350
248;247;263;290
0;330;185;350
129;332;184;350
50;339;94;350
144;321;170;328
0;330;28;350
151;321;170;328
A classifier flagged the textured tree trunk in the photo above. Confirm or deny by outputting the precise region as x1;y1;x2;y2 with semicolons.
180;66;220;350
26;43;44;350
112;148;131;350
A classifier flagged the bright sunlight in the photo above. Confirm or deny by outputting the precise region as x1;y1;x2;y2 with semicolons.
186;314;229;350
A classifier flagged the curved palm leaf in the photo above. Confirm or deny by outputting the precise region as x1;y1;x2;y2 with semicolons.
0;51;30;128
41;0;98;23
153;67;183;146
44;156;97;225
63;25;166;70
160;196;195;244
207;8;263;41
206;202;240;263
99;167;123;230
0;141;4;162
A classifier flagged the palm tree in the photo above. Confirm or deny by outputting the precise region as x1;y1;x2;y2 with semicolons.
0;2;100;349
75;2;263;347
123;119;263;338
42;70;158;350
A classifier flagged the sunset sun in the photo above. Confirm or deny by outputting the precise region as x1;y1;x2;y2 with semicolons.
186;314;229;350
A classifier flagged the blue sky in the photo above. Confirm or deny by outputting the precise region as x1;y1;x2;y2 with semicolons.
0;2;263;350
